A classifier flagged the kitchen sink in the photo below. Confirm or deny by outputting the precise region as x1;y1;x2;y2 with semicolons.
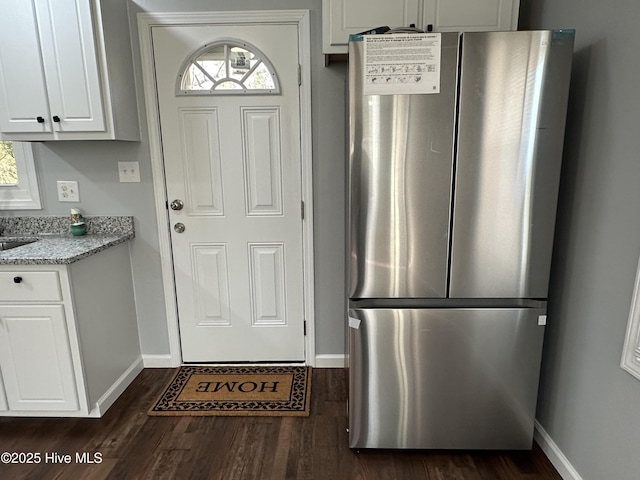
0;240;36;251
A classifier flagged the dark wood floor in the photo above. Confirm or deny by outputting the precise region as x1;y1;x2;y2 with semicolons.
0;368;561;480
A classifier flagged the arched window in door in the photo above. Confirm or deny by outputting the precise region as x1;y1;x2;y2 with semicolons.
177;39;280;95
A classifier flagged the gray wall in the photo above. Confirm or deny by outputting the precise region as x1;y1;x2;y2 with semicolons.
2;0;348;358
520;1;640;479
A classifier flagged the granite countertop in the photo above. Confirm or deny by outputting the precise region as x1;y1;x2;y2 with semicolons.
0;216;134;265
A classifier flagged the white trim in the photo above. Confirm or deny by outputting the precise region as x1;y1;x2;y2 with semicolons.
89;357;144;418
315;354;345;368
137;10;315;367
621;255;640;380
0;142;42;210
534;420;584;480
142;354;176;368
0;358;144;418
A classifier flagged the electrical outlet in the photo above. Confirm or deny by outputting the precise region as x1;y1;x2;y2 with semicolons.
118;161;141;183
57;181;80;202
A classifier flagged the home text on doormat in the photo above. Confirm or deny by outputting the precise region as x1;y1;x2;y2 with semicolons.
148;365;311;416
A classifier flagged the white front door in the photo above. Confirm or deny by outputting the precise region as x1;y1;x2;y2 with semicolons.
152;24;305;362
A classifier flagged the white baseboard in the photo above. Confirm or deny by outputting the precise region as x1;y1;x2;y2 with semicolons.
142;353;345;368
534;420;583;480
142;353;177;368
90;357;145;418
315;354;345;368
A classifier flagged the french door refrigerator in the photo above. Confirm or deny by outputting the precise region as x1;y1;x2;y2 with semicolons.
347;30;575;450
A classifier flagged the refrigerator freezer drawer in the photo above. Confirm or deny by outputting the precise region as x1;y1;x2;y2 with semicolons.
348;307;546;450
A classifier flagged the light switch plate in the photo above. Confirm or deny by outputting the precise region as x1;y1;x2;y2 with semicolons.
118;161;141;183
57;181;80;202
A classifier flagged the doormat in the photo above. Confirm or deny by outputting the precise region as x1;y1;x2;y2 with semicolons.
148;365;311;416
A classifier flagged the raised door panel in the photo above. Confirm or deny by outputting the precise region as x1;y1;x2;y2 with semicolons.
35;0;106;133
0;0;52;133
191;244;231;326
0;305;80;412
323;0;421;53
180;109;225;216
248;243;286;326
422;0;519;32
242;108;284;216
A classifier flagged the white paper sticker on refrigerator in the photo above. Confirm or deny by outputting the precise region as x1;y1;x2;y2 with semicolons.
363;33;442;96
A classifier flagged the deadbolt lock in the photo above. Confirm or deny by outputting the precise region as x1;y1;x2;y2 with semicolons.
174;223;186;233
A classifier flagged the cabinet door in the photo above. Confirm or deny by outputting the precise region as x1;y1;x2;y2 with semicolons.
323;0;421;54
422;0;519;32
35;0;106;133
0;305;80;412
0;0;52;133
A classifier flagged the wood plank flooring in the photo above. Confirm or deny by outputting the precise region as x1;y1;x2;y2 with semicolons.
0;368;561;480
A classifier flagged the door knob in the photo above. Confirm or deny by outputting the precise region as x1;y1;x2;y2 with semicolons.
174;223;186;233
170;199;184;211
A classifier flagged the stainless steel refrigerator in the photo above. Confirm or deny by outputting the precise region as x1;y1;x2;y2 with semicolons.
347;30;575;450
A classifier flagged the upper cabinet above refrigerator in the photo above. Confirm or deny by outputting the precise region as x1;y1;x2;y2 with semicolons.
0;0;139;141
323;0;520;56
422;0;519;34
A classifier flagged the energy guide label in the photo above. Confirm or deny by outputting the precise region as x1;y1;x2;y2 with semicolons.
363;33;442;96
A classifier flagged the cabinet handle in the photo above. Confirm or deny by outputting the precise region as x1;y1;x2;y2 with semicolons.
13;276;22;284
52;115;61;123
36;116;45;123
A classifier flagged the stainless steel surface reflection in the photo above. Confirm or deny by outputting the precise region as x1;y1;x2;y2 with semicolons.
346;30;574;451
0;240;36;251
450;31;574;298
348;307;546;450
348;32;460;299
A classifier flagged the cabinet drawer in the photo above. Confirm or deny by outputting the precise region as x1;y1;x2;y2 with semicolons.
0;272;62;302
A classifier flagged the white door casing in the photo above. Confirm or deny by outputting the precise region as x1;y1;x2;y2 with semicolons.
138;11;314;365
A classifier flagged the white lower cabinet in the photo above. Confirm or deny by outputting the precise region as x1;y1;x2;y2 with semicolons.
0;305;80;412
0;242;142;417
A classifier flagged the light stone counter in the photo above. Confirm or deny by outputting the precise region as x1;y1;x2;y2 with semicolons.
0;216;134;265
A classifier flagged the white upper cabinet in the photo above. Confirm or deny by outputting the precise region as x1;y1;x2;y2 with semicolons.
323;0;519;55
0;0;139;141
422;0;519;33
0;1;51;135
323;0;421;54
